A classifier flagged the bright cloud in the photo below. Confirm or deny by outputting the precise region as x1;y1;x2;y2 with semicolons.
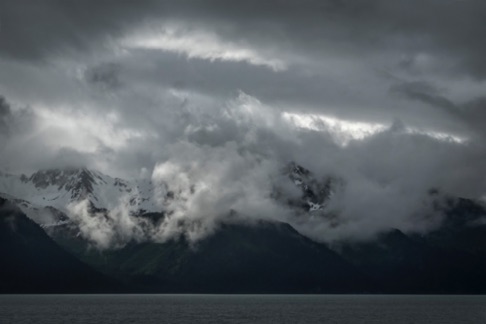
122;24;287;71
35;106;152;152
283;112;467;145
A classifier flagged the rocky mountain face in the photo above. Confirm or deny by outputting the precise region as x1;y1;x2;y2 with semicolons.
283;162;339;212
28;168;96;199
0;162;338;214
0;167;160;219
0;163;340;244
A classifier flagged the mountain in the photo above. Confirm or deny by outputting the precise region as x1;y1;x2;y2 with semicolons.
53;220;374;293
335;197;486;294
336;228;486;294
0;166;375;293
0;197;121;293
0;164;342;249
278;162;339;212
0;168;161;218
0;163;337;223
0;165;485;294
418;197;486;258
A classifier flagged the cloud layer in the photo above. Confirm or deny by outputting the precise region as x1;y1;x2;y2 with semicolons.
1;0;485;246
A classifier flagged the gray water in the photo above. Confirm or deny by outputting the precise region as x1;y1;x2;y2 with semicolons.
0;295;485;324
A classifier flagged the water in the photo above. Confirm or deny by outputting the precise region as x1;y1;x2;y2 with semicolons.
0;294;485;324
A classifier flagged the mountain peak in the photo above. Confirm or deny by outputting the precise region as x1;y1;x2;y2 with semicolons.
283;162;338;212
287;161;312;178
0;167;161;218
28;167;98;200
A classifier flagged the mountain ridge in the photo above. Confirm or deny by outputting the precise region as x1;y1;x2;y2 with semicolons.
0;197;122;293
0;167;161;218
1;164;485;294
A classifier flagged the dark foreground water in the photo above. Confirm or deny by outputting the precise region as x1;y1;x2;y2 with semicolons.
0;294;485;324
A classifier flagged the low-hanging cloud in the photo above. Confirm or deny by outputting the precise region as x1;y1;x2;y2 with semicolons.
50;91;486;249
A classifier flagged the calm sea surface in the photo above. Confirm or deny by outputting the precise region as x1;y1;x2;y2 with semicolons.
0;294;485;324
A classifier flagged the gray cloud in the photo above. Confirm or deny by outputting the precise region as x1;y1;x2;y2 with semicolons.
84;62;123;91
2;0;486;78
0;1;485;245
391;80;486;139
0;0;164;60
390;81;457;113
64;112;486;247
0;95;11;134
1;1;484;123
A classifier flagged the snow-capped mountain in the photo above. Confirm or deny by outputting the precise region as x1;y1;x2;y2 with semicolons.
0;163;339;232
0;168;162;221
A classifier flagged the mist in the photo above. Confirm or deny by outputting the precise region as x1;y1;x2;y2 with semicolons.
51;91;486;248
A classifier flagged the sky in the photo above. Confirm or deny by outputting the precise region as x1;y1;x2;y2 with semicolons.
0;0;485;244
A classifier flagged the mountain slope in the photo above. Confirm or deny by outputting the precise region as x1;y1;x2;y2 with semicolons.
55;220;374;293
0;197;121;293
335;198;486;294
418;197;486;257
1;165;486;294
337;228;486;294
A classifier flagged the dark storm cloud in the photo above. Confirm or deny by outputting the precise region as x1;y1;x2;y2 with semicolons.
0;95;11;134
391;80;486;138
2;0;486;78
463;97;486;128
228;0;486;79
390;81;457;114
0;0;162;60
0;0;483;134
0;96;9;114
